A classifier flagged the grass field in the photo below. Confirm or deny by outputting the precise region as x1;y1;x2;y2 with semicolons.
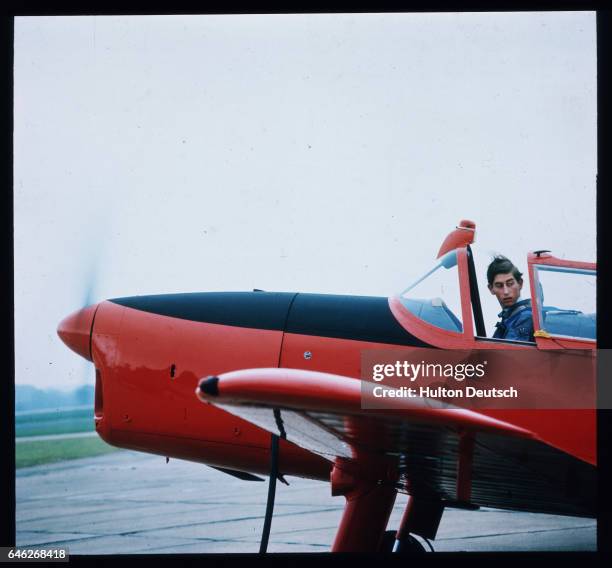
15;406;121;468
16;436;120;468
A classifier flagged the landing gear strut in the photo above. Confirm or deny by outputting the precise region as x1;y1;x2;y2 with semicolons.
330;455;399;552
330;453;444;553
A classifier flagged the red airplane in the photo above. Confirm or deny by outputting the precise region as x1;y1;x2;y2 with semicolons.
57;220;596;553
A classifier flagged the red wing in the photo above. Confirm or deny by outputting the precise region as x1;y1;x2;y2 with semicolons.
196;368;596;518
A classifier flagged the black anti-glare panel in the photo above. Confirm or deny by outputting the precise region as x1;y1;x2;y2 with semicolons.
286;293;431;347
110;291;297;331
110;291;430;347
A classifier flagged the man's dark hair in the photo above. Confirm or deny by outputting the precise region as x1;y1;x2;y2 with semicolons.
487;255;523;286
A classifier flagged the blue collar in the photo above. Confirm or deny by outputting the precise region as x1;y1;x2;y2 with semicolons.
498;298;531;319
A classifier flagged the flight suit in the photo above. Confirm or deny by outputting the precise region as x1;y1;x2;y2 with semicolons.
493;298;534;342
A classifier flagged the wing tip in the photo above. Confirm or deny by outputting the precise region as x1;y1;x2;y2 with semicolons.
198;376;220;397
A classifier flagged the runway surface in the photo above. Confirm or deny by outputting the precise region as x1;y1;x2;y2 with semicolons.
16;449;596;554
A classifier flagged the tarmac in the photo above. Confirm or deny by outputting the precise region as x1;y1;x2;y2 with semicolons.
16;449;597;554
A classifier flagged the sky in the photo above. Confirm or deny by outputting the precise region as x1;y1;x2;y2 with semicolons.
14;12;596;391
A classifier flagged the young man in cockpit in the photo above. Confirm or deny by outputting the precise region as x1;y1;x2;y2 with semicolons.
487;255;535;342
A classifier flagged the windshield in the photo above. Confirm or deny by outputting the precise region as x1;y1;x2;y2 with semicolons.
399;250;463;333
533;265;596;340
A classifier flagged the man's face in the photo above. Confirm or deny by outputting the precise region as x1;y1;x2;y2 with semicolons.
488;272;523;308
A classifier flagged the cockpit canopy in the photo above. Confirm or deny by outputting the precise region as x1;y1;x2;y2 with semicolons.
533;265;595;340
400;250;463;333
399;236;596;342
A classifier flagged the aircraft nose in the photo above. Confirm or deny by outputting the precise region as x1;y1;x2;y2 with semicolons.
57;304;98;362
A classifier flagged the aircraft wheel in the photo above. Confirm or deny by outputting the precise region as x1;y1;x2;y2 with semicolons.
379;531;427;554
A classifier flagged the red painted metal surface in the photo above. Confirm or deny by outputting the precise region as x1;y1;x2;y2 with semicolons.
330;455;398;552
89;301;330;480
57;304;98;362
280;331;390;377
437;219;476;258
527;252;595;271
478;408;596;466
195;367;536;439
